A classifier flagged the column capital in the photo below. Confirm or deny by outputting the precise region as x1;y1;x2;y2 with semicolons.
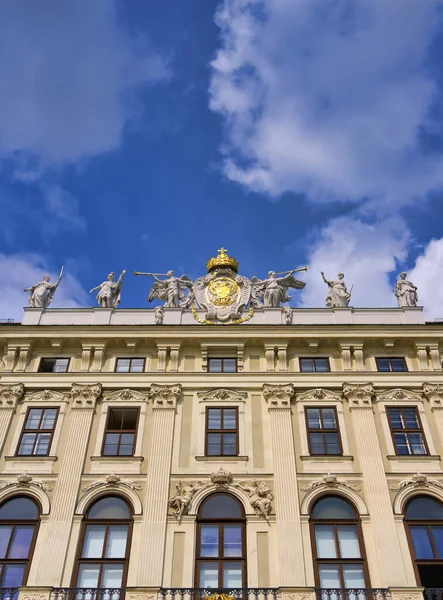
0;383;24;409
342;382;374;408
70;383;102;408
423;382;443;409
150;383;182;409
262;383;294;409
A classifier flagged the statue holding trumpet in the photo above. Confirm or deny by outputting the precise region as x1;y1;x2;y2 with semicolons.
134;269;193;308
251;267;307;308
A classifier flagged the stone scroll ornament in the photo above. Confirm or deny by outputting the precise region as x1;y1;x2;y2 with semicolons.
24;266;64;308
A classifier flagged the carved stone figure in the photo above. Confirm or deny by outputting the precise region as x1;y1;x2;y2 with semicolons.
321;271;352;307
251;268;307;308
395;272;418;307
236;480;273;521
154;306;165;325
89;270;126;308
169;480;208;523
24;266;64;308
135;270;193;308
283;306;293;324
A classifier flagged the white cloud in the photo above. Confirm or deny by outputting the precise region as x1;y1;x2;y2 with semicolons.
409;238;443;320
0;253;88;322
210;0;443;202
0;0;171;165
42;185;87;233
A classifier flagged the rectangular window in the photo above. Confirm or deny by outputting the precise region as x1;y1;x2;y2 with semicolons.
102;408;139;456
38;358;70;373
208;358;238;373
306;407;342;455
205;407;238;456
387;407;428;455
376;357;408;372
300;357;330;373
115;358;145;373
17;407;58;456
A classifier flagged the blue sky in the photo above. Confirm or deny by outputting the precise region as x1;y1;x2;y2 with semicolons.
1;0;443;320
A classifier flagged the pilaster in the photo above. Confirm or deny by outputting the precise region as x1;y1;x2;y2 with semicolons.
136;384;181;585
91;343;106;372
0;384;24;454
265;346;275;371
352;344;365;371
80;344;93;372
262;383;305;586
157;345;168;372
16;343;32;372
33;383;102;586
415;344;430;370
340;344;352;370
428;345;442;371
343;383;408;586
4;345;17;372
423;383;443;448
277;345;288;372
169;345;181;372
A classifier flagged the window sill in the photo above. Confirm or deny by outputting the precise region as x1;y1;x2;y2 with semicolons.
3;455;57;475
387;454;441;473
90;455;144;475
195;455;249;462
300;454;354;473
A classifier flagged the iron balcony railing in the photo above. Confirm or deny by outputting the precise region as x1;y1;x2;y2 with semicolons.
424;590;443;600
51;589;123;600
315;590;389;600
160;589;279;600
0;590;18;600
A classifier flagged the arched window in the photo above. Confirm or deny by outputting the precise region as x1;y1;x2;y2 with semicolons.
310;496;369;589
74;496;132;589
196;494;246;589
0;496;40;589
404;495;443;587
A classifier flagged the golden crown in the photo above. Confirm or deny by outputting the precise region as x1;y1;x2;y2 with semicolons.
206;247;239;273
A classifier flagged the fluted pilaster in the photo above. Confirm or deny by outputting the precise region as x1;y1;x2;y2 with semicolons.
0;384;24;454
423;382;443;448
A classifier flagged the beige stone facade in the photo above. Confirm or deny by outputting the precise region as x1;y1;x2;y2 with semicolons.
0;306;442;600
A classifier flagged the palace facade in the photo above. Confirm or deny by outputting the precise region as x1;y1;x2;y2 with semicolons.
0;302;442;600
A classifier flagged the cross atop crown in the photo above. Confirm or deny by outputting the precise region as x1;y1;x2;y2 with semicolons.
218;247;228;255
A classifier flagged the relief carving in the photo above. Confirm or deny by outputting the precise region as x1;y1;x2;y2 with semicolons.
150;384;182;408
392;472;443;491
296;388;341;402
83;473;142;492
377;388;421;402
198;388;247;403
234;480;273;521
303;472;361;493
169;480;210;523
342;382;374;408
26;389;67;403
103;388;150;403
70;383;102;408
210;467;233;488
262;383;295;408
423;382;443;409
0;472;51;492
0;383;24;408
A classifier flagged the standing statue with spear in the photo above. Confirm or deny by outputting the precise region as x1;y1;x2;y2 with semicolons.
321;271;353;308
251;266;307;308
24;266;64;309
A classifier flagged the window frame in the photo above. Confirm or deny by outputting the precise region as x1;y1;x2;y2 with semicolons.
114;358;146;373
16;407;60;458
0;496;41;589
207;357;238;374
38;357;70;373
387;406;429;456
310;495;371;590
72;495;133;590
299;357;331;373
101;407;140;457
305;406;343;456
205;407;239;457
195;493;247;589
375;357;408;372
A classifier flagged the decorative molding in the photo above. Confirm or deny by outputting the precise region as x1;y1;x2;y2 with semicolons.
0;472;51;492
125;594;156;600
197;388;247;403
262;383;295;408
392;472;443;491
0;383;24;408
150;384;181;409
423;382;443;409
211;467;233;487
342;382;374;408
377;388;421;403
25;389;67;403
296;388;342;403
70;383;102;408
169;480;210;523
234;480;273;522
82;472;142;493
103;388;150;403
303;472;361;493
20;594;50;600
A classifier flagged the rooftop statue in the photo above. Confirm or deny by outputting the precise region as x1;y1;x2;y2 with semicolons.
89;270;126;308
251;267;307;308
321;271;352;308
395;272;418;307
134;270;193;308
24;266;64;309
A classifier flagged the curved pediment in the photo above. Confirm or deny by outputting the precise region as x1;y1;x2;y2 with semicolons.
197;388;247;403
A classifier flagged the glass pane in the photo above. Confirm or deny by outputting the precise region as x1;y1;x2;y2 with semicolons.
120;433;135;446
115;359;130;373
201;495;243;518
343;565;365;588
224;524;242;557
222;433;237;456
315;358;330;372
121;410;138;430
315;524;337;558
388;408;403;429
103;433;119;456
394;433;410;455
223;359;237;373
376;358;391;372
0;497;38;520
208;409;221;430
310;433;325;455
390;358;407;372
101;564;123;588
322;408;336;429
34;433;51;455
41;409;57;429
199;562;218;588
403;408;419;429
107;410;123;430
337;525;360;558
18;433;36;456
200;525;219;557
433;526;443;558
89;497;130;520
9;526;34;559
39;359;55;373
410;526;435;558
307;408;321;429
129;359;144;373
0;525;12;558
77;564;100;587
300;358;314;373
409;433;426;455
53;358;69;372
325;432;341;455
106;525;128;558
25;409;42;429
319;564;340;588
208;359;222;373
223;409;237;429
207;433;222;456
1;564;26;588
82;525;106;558
313;497;356;519
118;440;134;456
406;497;443;519
223;562;242;587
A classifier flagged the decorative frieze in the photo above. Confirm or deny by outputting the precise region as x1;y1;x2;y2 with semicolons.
70;383;102;408
262;383;295;409
0;383;24;408
342;382;374;408
150;384;181;408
